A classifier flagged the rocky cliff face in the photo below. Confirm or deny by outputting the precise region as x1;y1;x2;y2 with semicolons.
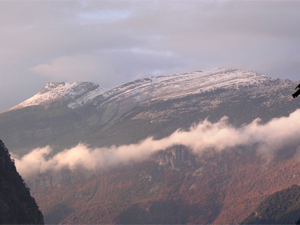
0;140;44;224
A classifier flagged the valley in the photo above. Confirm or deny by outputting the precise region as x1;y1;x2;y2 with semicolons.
1;68;300;223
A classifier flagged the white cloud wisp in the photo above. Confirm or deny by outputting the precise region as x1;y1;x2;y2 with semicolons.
13;109;300;178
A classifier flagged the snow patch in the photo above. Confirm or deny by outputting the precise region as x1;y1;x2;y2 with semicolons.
10;82;107;110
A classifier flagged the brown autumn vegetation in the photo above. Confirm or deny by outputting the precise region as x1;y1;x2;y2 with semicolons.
26;145;300;224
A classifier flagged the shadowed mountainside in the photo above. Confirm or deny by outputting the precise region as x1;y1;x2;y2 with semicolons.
0;140;44;224
242;185;300;224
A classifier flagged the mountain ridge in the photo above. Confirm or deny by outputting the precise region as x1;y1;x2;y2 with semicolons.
9;81;107;111
0;68;297;157
1;68;300;223
9;68;272;112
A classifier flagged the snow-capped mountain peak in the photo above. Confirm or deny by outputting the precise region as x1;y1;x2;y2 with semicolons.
9;68;273;112
95;68;271;108
10;82;107;110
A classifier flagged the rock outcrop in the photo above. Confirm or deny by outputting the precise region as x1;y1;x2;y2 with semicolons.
0;140;44;224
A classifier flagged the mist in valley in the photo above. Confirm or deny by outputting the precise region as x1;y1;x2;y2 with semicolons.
12;109;300;179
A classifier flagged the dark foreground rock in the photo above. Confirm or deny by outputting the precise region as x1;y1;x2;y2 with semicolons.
0;140;44;224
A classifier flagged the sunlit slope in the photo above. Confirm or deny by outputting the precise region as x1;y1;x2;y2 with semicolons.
29;146;300;224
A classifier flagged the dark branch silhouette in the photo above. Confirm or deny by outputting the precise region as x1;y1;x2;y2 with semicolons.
292;83;300;98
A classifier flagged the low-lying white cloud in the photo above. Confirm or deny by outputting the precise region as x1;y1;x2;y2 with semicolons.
13;109;300;178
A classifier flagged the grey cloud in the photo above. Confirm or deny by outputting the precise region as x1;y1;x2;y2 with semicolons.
30;48;189;87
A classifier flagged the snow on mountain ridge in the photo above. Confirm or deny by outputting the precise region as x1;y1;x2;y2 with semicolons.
10;82;79;110
64;82;108;109
96;68;271;108
10;82;106;110
9;68;271;111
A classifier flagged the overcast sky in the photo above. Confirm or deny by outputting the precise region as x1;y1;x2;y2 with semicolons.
1;0;300;112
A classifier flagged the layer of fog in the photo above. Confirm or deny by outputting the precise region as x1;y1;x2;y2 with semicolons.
13;109;300;178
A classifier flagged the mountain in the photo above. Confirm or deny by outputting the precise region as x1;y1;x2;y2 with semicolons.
9;68;270;111
9;81;107;111
0;68;297;155
0;140;44;224
242;185;300;224
1;68;300;224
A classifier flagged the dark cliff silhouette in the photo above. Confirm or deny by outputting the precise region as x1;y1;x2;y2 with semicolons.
292;83;300;98
0;140;44;224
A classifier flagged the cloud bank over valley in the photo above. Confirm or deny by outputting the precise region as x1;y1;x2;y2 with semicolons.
12;109;300;179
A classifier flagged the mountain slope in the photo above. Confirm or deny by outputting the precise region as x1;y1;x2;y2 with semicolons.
242;185;300;224
0;140;44;224
9;68;270;111
1;68;300;224
0;68;297;155
9;82;107;111
28;145;300;224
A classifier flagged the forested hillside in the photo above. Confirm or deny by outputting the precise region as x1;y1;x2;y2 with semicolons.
242;185;300;224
